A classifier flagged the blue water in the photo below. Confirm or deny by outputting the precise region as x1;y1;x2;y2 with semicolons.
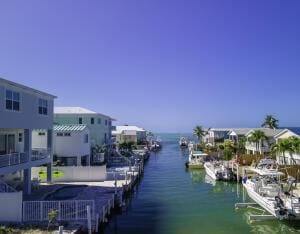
104;133;300;234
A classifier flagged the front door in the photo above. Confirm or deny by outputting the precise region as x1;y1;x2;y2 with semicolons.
0;135;6;155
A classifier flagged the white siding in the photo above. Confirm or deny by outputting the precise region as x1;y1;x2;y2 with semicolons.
53;129;90;157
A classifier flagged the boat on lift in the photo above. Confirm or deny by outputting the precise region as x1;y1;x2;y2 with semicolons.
204;161;235;181
239;159;300;220
185;151;208;169
179;137;188;147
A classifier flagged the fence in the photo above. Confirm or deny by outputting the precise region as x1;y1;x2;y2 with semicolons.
32;165;107;182
236;154;266;166
23;200;95;222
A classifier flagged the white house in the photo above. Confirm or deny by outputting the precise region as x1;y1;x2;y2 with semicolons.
228;128;254;143
274;129;300;165
245;128;286;155
112;125;147;144
53;124;90;166
203;128;255;146
54;107;115;147
0;78;56;196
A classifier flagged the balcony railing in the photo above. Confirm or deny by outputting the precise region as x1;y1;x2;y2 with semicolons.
31;148;51;161
0;152;29;168
245;142;269;151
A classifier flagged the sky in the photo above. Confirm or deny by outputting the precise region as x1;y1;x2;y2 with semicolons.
0;0;300;133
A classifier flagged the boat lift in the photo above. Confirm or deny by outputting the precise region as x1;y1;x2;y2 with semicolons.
235;202;276;222
235;177;276;222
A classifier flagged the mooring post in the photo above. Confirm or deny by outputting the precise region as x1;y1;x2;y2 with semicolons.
95;213;99;232
237;163;239;183
58;226;63;234
114;172;118;196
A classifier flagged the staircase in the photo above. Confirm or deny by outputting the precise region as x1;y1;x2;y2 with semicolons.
0;180;17;193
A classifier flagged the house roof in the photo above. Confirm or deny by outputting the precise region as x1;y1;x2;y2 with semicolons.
112;125;146;135
246;128;285;137
0;77;57;99
229;128;256;136
54;124;88;132
273;129;299;139
54;107;115;120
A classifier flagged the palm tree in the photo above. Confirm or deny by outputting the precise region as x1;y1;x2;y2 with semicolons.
272;138;295;176
193;125;207;143
223;139;234;162
261;115;279;129
235;136;246;155
287;136;300;165
249;130;268;155
272;139;290;165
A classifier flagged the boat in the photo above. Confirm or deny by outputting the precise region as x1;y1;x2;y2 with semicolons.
204;161;235;181
241;159;300;220
150;141;161;151
179;137;188;147
185;151;208;169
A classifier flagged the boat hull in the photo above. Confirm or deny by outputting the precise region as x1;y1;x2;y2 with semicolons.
243;183;278;218
204;163;217;180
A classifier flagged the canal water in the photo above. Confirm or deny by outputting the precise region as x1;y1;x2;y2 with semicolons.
104;133;300;234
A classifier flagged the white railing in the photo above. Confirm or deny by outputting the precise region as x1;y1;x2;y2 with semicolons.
0;152;29;168
31;148;51;161
22;200;95;222
245;142;269;151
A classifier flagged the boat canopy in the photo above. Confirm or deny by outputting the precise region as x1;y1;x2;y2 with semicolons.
191;151;208;156
249;168;284;176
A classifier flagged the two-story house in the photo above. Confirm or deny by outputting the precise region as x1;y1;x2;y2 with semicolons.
54;107;114;163
245;128;286;155
0;78;56;195
112;125;147;144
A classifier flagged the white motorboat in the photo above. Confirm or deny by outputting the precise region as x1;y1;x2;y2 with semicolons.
204;161;235;181
185;151;208;169
179;137;188;147
242;159;300;220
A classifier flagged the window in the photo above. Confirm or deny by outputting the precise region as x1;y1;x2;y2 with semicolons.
38;98;48;115
98;118;101;124
38;132;46;136
91;118;94;124
79;117;83;124
84;134;89;143
18;133;23;142
64;133;71;136
57;133;63;136
104;133;107;143
105;119;108;126
6;90;20;111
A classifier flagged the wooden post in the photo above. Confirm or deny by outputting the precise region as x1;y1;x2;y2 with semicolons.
87;205;92;234
114;172;118;196
237;164;239;183
102;206;105;222
95;213;99;232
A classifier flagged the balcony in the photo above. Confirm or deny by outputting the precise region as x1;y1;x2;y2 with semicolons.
245;142;270;152
0;152;29;168
0;149;51;172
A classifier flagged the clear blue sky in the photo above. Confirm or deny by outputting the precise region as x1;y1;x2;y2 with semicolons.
1;1;300;132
